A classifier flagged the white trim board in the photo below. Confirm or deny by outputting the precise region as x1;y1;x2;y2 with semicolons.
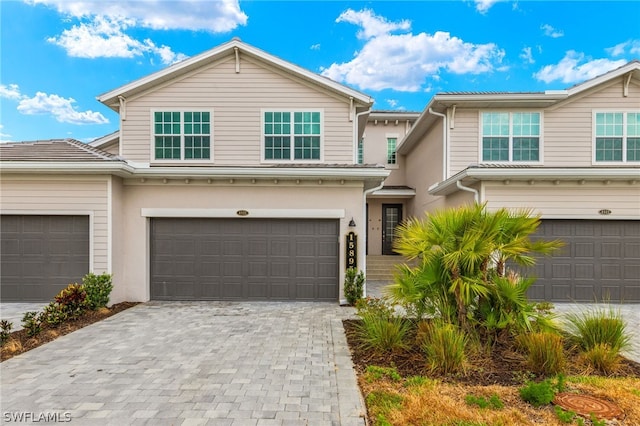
141;208;346;219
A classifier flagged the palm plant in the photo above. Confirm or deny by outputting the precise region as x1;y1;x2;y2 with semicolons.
387;203;562;333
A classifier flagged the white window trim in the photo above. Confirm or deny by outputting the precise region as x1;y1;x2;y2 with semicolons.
386;133;400;169
592;109;640;165
260;108;325;163
150;109;214;164
478;110;544;165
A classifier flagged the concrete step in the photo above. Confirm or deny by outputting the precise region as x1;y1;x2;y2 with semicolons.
365;256;414;281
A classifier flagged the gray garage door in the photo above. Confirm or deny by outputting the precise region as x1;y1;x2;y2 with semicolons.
1;215;90;302
527;220;640;303
150;218;339;301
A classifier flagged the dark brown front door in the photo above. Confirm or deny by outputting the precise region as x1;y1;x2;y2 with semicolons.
382;204;402;255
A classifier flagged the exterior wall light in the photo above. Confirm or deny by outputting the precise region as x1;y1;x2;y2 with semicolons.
348;218;356;227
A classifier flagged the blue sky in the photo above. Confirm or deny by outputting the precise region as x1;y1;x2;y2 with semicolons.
1;0;639;143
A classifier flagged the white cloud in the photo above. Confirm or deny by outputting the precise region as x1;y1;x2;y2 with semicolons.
17;92;109;125
310;44;321;50
0;84;24;100
534;51;627;84
520;47;534;64
386;99;399;108
336;9;410;40
606;40;640;56
323;11;505;92
0;124;13;143
47;16;187;64
27;0;247;32
541;24;564;38
475;0;499;14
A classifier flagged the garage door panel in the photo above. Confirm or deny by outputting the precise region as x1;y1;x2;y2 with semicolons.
201;281;221;298
150;218;338;301
625;242;640;258
269;283;290;299
624;286;640;302
271;262;290;277
574;285;597;302
528;220;639;303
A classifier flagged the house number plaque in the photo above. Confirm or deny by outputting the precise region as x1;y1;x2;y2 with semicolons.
346;232;357;269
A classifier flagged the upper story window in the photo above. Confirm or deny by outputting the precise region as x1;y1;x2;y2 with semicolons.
153;111;212;161
263;111;322;161
357;138;364;164
386;137;397;165
481;112;541;163
594;112;640;162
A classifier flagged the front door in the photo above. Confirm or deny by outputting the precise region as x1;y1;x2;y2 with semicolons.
382;204;402;255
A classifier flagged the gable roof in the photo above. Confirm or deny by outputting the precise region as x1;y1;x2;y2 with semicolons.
89;130;119;150
0;139;121;162
97;38;373;112
398;60;640;155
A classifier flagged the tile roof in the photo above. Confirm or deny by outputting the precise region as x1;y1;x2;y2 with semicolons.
0;139;122;162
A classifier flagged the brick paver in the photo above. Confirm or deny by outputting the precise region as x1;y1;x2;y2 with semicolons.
0;302;365;425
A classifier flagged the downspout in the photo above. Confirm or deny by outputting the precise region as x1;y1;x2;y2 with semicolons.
456;180;479;203
428;108;447;181
353;106;372;163
362;180;385;298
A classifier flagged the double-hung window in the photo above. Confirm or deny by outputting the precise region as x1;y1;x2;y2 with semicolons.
153;111;212;161
263;111;322;161
594;112;640;162
481;112;541;163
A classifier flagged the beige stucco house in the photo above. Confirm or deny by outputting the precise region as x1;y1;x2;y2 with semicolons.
0;39;388;304
388;60;640;302
1;40;638;303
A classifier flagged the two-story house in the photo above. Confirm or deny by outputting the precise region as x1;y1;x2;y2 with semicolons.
1;40;638;304
0;39;388;304
393;60;640;302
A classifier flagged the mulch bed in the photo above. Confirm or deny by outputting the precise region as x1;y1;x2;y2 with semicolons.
1;302;138;362
343;319;640;386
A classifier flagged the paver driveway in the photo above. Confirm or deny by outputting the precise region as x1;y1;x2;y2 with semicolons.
0;302;365;426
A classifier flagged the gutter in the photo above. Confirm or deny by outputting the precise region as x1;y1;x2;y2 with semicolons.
429;167;640;196
0;162;391;181
428;108;447;181
456;181;479;203
353;107;372;163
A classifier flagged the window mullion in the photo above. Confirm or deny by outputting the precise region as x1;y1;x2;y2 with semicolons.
290;111;294;161
508;113;513;162
623;112;627;163
181;112;185;161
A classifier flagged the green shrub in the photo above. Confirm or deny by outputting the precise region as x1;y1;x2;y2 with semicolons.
41;302;69;327
517;331;566;375
0;320;13;346
344;268;365;306
518;379;555;407
355;298;410;354
583;343;621;374
421;321;467;374
564;307;630;352
55;283;87;318
83;272;113;309
356;315;410;355
21;311;42;337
